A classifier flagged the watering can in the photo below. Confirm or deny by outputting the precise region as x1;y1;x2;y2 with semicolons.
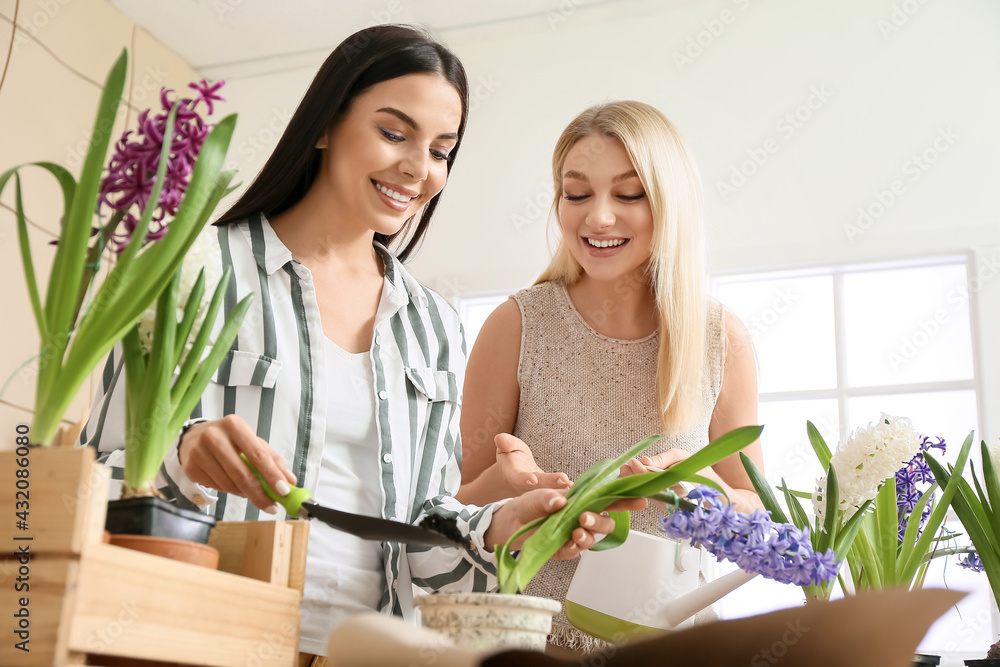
565;529;758;642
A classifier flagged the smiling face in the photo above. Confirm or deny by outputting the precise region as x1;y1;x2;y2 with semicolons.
558;134;655;285
316;73;463;237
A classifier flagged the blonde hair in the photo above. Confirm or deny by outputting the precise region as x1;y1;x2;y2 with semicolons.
537;101;707;435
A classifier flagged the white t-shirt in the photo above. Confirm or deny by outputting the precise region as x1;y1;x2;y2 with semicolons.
298;337;387;655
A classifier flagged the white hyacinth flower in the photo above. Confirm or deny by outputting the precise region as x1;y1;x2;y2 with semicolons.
991;443;1000;476
136;228;223;364
812;414;925;525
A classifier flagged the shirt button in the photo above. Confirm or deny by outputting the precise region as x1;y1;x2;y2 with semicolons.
389;516;397;522
383;453;393;464
375;334;382;346
192;494;205;506
378;390;388;400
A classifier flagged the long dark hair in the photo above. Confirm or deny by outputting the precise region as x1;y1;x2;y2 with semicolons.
216;24;469;262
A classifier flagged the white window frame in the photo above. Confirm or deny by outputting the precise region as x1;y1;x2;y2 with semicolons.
711;252;984;444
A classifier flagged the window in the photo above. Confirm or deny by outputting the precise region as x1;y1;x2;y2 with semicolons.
457;292;512;350
711;255;989;654
713;256;980;493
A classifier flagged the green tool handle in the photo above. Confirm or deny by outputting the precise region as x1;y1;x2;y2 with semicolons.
240;453;312;516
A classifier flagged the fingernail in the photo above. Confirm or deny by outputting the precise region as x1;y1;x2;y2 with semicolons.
263;504;279;515
547;496;562;510
582;513;595;528
526;478;537;486
275;480;291;496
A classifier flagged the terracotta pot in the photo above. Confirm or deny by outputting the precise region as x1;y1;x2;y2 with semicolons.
414;592;561;652
109;534;220;569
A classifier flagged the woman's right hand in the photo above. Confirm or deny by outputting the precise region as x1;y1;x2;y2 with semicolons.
178;415;297;513
457;433;570;505
494;433;571;496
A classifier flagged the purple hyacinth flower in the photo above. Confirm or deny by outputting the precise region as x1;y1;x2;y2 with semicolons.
895;435;947;542
98;79;225;252
189;79;226;115
958;552;985;573
658;485;841;587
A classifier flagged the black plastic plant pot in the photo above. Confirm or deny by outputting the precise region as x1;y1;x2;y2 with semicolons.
105;496;216;544
965;660;1000;666
912;655;941;666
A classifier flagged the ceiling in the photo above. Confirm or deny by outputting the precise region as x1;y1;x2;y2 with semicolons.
109;0;619;79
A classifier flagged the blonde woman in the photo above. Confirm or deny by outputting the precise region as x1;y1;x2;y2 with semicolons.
457;101;764;651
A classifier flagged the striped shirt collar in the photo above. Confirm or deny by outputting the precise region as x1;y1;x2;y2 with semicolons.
245;214;428;310
374;243;429;310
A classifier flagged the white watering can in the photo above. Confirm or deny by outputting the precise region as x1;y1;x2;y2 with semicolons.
565;529;758;642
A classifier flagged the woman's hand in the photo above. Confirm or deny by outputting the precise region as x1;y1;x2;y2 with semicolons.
495;433;571;494
483;488;647;558
621;447;763;513
619;449;699;510
620;449;704;480
457;434;571;506
178;415;297;513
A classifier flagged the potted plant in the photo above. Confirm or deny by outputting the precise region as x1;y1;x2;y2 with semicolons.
740;415;971;602
4;48;245;569
1;49;237;450
413;426;763;651
925;440;1000;663
105;230;251;566
0;50;309;667
89;72;251;561
741;415;976;667
821;422;970;597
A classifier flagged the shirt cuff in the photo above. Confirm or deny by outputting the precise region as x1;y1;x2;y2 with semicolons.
162;418;217;511
467;497;513;563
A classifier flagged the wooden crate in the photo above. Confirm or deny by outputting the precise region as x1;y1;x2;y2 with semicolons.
0;447;309;667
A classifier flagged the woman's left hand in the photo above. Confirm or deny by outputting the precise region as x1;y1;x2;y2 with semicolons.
620;447;764;513
620;448;695;476
483;489;646;559
619;449;706;510
621;448;726;484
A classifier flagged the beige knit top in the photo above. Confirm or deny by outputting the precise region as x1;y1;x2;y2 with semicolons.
511;280;726;650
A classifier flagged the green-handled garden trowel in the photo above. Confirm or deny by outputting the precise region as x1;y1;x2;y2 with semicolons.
241;454;468;548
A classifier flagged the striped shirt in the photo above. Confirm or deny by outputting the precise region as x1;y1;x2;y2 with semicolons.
80;213;503;619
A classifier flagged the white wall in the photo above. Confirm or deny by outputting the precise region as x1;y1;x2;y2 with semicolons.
413;0;998;282
407;0;1000;441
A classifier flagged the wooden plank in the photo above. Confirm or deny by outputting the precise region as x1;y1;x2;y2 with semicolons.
0;447;108;556
244;522;291;586
68;543;301;667
208;521;253;579
210;521;293;586
87;656;181;666
286;521;310;596
0;555;80;667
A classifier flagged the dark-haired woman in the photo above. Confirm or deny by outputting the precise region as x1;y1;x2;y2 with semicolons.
80;25;636;660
